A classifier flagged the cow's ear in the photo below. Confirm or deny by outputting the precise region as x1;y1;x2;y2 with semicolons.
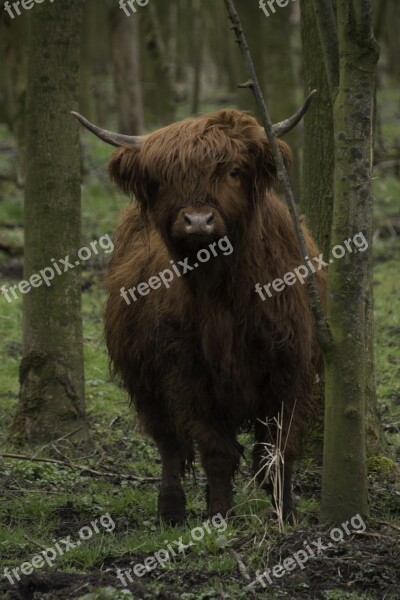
108;146;143;196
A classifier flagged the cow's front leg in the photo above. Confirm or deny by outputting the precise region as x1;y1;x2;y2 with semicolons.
156;433;187;526
197;432;241;517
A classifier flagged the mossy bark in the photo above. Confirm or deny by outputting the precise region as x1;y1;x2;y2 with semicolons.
300;0;334;258
142;0;176;126
301;1;387;466
321;0;379;522
109;6;145;135
0;11;27;180
9;0;89;445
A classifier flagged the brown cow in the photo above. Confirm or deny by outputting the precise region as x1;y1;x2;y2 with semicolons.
73;97;326;525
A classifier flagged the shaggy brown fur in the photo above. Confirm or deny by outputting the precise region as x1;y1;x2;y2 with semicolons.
104;109;326;524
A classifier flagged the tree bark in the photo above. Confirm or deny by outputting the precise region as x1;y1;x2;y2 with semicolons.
300;0;334;258
383;0;400;81
190;0;204;115
10;0;89;445
79;0;95;120
0;8;27;181
302;0;387;463
321;0;379;522
109;8;145;135
142;0;176;126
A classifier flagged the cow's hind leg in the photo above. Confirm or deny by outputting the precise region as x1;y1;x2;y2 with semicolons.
156;433;192;526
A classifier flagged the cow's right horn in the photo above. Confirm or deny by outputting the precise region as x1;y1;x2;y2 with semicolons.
71;112;146;147
270;89;317;138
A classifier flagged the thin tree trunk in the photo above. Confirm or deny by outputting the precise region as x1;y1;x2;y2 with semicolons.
263;5;302;201
384;0;400;81
79;0;95;120
190;0;204;114
303;0;386;463
0;10;27;181
321;0;379;522
142;1;176;125
109;8;144;135
300;0;334;258
10;0;89;445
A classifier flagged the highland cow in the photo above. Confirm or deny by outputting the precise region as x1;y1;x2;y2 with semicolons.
73;96;326;525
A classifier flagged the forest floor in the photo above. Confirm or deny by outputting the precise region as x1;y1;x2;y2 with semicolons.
0;92;399;600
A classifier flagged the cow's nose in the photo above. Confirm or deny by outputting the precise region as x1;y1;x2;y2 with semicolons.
183;212;214;234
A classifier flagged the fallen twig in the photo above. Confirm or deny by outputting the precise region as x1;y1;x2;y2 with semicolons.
0;452;159;483
32;426;83;459
51;443;73;464
352;531;397;541
23;533;48;551
377;520;400;533
230;549;251;581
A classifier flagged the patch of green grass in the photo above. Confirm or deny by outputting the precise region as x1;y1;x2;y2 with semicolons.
324;591;374;600
373;235;400;452
78;590;135;600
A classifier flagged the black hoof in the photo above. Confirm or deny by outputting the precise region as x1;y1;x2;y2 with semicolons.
158;485;186;526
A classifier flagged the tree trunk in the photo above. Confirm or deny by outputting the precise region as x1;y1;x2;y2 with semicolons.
383;0;400;81
321;0;379;522
9;0;89;445
79;0;95;120
142;0;176;126
190;0;204;115
302;0;386;465
262;6;301;198
109;8;145;135
300;0;334;258
0;10;28;181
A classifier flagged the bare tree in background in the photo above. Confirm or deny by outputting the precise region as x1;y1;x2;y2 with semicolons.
109;5;144;134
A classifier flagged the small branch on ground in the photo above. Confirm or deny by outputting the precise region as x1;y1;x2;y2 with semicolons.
23;533;49;551
32;426;83;459
0;452;159;483
230;550;253;587
377;520;400;533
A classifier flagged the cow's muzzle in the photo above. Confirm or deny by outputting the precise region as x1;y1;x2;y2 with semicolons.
183;211;215;235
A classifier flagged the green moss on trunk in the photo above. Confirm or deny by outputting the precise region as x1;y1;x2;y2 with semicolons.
321;1;380;522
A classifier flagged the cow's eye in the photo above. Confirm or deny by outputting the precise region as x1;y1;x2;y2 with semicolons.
230;168;240;179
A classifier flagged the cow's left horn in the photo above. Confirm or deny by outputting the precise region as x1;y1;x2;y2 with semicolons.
71;112;146;147
268;90;317;138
